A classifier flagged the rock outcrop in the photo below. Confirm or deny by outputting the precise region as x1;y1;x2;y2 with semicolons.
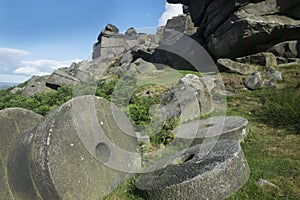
167;0;300;59
92;24;156;59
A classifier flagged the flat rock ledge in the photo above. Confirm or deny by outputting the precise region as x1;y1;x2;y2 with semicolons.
171;116;249;149
135;140;250;200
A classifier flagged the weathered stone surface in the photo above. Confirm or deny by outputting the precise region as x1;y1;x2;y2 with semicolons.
93;24;157;60
266;67;283;81
105;23;119;33
125;27;138;37
245;72;264;90
171;116;249;148
0;108;43;200
217;58;258;75
165;14;197;36
46;68;81;88
236;52;277;68
135;140;250;200
159;74;211;122
267;40;300;59
32;96;139;199
168;0;300;59
133;58;157;74
22;75;53;96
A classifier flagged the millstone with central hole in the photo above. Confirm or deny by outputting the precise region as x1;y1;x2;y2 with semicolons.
135;140;250;200
7;95;140;200
171;116;248;149
0;108;43;200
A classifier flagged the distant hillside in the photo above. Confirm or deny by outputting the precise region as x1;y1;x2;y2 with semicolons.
0;82;18;90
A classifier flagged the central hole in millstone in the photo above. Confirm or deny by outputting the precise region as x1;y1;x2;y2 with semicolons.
95;142;111;163
201;123;214;128
173;153;196;165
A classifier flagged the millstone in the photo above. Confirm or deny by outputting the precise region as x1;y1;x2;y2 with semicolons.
135;140;250;200
171;116;248;149
0;108;43;200
7;96;141;200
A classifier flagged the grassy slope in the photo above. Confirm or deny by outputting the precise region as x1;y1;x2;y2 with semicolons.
105;65;300;199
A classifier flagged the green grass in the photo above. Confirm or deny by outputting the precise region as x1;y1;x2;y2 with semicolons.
105;64;300;199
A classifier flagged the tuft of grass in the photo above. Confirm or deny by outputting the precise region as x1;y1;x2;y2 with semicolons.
104;176;143;200
258;88;300;127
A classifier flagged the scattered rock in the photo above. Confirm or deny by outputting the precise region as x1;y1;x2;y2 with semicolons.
0;108;43;199
171;116;249;148
245;72;264;90
10;87;24;94
236;52;277;68
256;179;280;189
217;58;258;75
136;132;150;144
267;68;283;81
135;140;250;200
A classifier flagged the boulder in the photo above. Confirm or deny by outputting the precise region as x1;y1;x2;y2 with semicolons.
133;58;157;74
22;75;53;96
7;96;141;200
135;140;250;200
217;58;258;75
46;68;81;89
168;0;300;59
0;108;43;199
105;23;119;33
267;40;300;59
171;116;249;149
267;67;283;81
236;52;277;68
125;27;138;37
245;72;264;90
159;74;211;122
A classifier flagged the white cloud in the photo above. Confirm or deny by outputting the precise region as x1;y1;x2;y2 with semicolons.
158;3;183;26
15;59;81;76
0;48;31;73
0;47;81;78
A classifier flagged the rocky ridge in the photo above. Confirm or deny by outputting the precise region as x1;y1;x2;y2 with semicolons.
2;0;299;199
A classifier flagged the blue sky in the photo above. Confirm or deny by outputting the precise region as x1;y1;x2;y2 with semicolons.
0;0;182;82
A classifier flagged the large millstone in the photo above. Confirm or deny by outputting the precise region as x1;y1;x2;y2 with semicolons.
135;140;250;200
171;116;249;148
7;96;141;200
0;108;43;200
